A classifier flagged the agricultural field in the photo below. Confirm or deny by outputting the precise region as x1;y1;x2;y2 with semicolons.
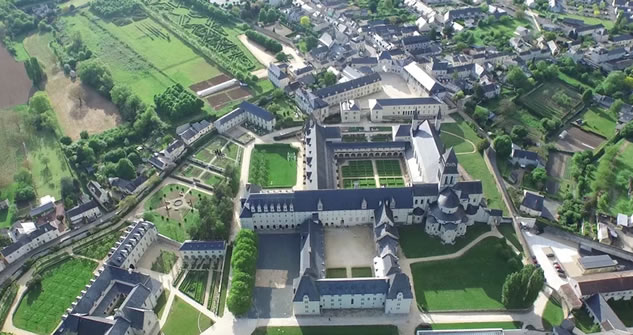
410;237;516;311
581;106;616;139
249;144;298;188
399;223;491;258
440;118;506;213
14;258;97;334
0;44;32;110
179;270;207;305
0;104;73;201
162;296;214;335
518;81;583;121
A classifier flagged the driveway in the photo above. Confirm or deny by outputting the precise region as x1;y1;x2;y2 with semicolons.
523;231;580;290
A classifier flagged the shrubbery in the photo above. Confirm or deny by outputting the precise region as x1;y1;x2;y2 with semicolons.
226;230;258;316
91;0;140;18
154;84;204;120
245;30;282;54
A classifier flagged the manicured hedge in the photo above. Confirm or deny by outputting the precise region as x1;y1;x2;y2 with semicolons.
226;230;257;316
245;30;282;54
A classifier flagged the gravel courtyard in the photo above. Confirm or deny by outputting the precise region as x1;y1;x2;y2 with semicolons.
324;225;375;272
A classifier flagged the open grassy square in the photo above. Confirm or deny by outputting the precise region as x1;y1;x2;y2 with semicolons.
162;296;214;335
518;81;582;120
379;177;405;187
410;237;516;311
375;160;402;177
399;224;490;258
341;160;374;178
145;184;188;211
225;142;241;160
14;258;97;334
249;144;298;188
351;267;373;278
581;106;616;139
252;326;399;335
326;268;347;278
145;208;199;242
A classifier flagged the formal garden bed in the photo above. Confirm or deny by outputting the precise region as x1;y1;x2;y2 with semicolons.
326;268;347;278
342;160;374;178
378;177;405;187
14;258;97;334
351;267;372;278
179;270;208;305
375;159;402;177
248;144;298;188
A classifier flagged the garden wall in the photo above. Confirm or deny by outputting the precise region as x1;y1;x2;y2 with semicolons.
544;226;633;262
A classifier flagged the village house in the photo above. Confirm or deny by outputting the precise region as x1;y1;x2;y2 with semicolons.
179;240;226;266
520;191;544;217
214;101;276;134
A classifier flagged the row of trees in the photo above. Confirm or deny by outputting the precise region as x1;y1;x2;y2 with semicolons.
493;238;544;309
154;84;204;120
227;230;258;316
245;30;282;54
24;57;45;87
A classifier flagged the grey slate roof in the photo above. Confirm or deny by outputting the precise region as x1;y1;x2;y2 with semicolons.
1;223;56;256
373;97;442;108
216;101;275;126
579;255;618;269
315;73;381;99
317;278;389;295
584;294;628;331
521;192;544;211
107;221;155;267
30;201;55;217
66;199;99;220
387;272;413;299
180;240;226;251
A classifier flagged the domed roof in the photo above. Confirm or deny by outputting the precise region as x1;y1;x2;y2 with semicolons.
437;188;460;209
412;207;424;216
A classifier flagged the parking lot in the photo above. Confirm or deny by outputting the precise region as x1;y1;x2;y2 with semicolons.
249;233;300;318
523;230;581;290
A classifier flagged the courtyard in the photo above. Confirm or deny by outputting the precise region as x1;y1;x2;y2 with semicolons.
339;159;407;189
324;226;375;278
249;144;299;188
249;233;301;318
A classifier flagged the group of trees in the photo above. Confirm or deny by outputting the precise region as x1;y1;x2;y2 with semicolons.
154;84;204;120
178;0;233;23
227;230;258;316
258;6;281;24
506;66;531;92
502;265;544;308
91;0;140;18
24;57;45;87
596;71;633;103
110;85;146;121
60;177;81;208
26;92;57;132
14;169;36;203
557;56;603;89
529;60;559;82
493;134;512;159
78;60;114;98
0;0;36;42
245;30;282;54
557;150;594;229
313;70;337;89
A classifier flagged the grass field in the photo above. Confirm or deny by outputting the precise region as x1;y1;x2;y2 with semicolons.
498;224;521;251
343;178;377;189
604;139;633;215
249;144;297;188
162;296;214;335
326;268;347;278
14;258;97;334
581;107;616;139
0;104;72;201
470;17;530;46
428;322;522;330
559;13;614;29
252;326;399;335
399;224;490;258
201;172;224;187
542;298;564;330
61;11;219;104
342;160;374;178
351;267;373;278
609;298;633;326
440;118;506;214
518;81;582;120
410;237;516;311
441;132;476;154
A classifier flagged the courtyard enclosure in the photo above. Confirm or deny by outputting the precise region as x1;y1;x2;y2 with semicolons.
249;144;298;188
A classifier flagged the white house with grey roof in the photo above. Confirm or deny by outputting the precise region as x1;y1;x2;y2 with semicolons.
369;97;446;122
403;62;447;97
176;119;213;146
66;199;102;225
179;240;226;266
107;220;157;270
1;222;60;264
214;101;276;134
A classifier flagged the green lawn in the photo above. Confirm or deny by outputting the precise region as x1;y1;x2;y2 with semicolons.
162;296;214;335
399;224;491;258
151;250;179;274
145;209;198;242
581;107;616;139
571;309;600;333
378;177;405;187
326;268;347;278
217;245;232;316
201;172;224;187
429;322;522;330
604;139;633;215
558;72;591;90
410;237;517;311
73;230;121;260
542;298;564;330
145;184;188;211
342;160;374;178
441;117;506;214
498;224;521;251
375;160;402;176
470;17;531;47
225;142;241;160
154;289;170;319
343;178;377;189
440;132;476;154
559;13;614;29
609;298;633;327
14;258;97;334
252;326;399;335
248;144;298;188
351;267;373;278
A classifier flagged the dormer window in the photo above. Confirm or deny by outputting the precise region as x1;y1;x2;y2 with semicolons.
317;199;323;211
290;203;294;211
361;198;367;209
